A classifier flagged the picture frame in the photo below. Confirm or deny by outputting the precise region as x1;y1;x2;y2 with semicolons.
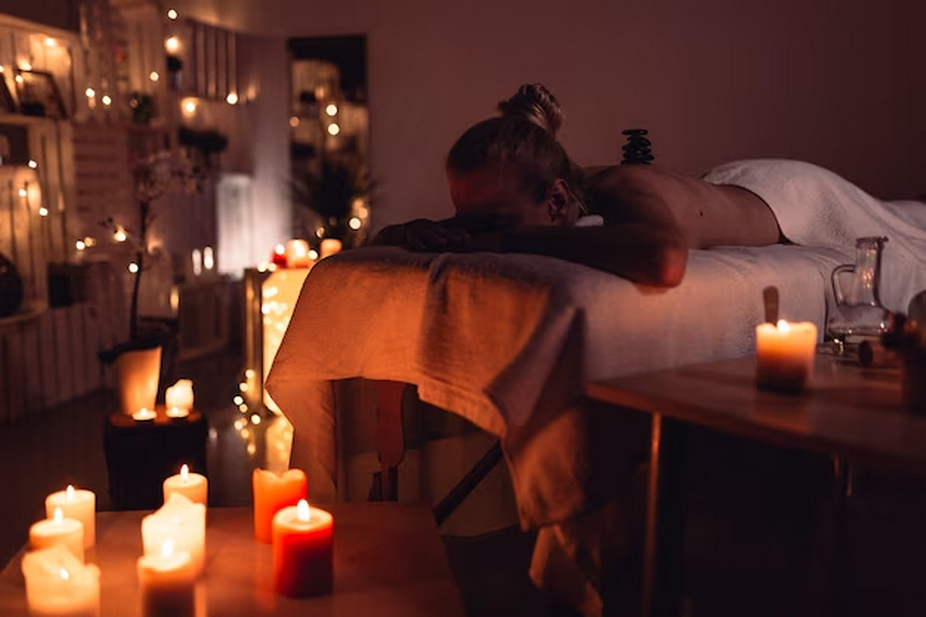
14;69;67;119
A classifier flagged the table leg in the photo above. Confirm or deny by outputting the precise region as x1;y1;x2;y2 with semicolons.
642;413;688;617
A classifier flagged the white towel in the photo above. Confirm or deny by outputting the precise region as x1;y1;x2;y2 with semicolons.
703;159;926;311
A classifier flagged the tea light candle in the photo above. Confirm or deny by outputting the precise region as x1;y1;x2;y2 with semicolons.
142;494;206;577
22;544;100;617
284;239;312;268
253;468;307;543
163;464;208;506
165;379;194;412
756;319;818;393
137;539;196;617
133;408;157;422
46;486;96;548
30;508;84;563
319;238;342;259
272;499;333;597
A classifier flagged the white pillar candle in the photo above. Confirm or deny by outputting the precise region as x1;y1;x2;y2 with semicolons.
756;319;818;393
165;379;195;412
163;464;208;507
137;539;197;617
30;508;84;563
284;239;312;268
46;486;96;548
142;494;206;577
319;238;342;259
22;544;100;617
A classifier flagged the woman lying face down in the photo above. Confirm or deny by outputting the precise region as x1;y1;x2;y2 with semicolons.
371;83;782;287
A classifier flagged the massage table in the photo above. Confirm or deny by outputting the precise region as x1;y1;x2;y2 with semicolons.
266;160;926;615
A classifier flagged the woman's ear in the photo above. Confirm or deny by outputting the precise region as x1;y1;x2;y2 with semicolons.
546;179;578;225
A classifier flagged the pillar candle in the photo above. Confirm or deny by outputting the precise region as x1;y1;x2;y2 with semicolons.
165;379;194;412
272;500;333;597
22;544;100;617
30;508;84;563
137;539;196;617
756;319;818;393
284;239;312;268
252;468;307;543
46;486;96;548
163;464;208;507
319;238;342;259
142;494;206;577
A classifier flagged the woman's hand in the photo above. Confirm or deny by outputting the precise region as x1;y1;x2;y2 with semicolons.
369;216;511;253
369;219;472;251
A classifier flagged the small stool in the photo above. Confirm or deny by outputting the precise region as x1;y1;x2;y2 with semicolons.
104;407;208;510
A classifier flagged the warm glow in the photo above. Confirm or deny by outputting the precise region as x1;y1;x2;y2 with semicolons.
38;207;48;217
192;248;202;276
777;319;790;332
19;61;32;71
85;88;95;98
308;249;319;260
316;227;325;238
325;103;338;116
180;464;189;481
169;286;179;311
18;189;26;197
182;99;197;116
149;71;160;82
250;414;261;425
226;92;238;105
238;403;248;413
114;229;127;242
165;37;180;53
239;382;249;392
75;240;86;251
101;95;112;106
53;508;63;523
59;568;69;581
28;159;37;169
203;246;214;270
14;75;23;84
128;262;139;274
327;123;340;136
0;65;4;73
66;485;74;500
289;116;300;128
167;8;179;19
297;500;310;521
161;539;175;558
233;395;243;406
245;369;256;379
44;37;57;47
349;216;362;230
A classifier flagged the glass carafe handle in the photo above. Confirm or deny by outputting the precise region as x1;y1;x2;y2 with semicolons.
831;264;856;304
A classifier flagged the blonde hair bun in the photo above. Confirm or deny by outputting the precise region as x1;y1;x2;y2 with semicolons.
497;83;564;138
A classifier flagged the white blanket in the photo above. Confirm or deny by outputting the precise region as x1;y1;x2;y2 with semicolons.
703;159;926;311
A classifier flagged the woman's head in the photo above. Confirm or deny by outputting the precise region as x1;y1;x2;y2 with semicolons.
446;84;583;228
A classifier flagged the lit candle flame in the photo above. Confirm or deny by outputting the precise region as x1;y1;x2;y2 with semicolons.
66;485;74;501
161;539;175;558
776;319;790;332
59;568;69;581
297;499;311;522
53;508;63;523
180;464;189;482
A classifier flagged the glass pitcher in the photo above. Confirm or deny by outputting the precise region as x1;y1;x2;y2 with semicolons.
826;236;890;354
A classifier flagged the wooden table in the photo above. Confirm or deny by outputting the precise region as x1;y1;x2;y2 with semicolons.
0;503;465;617
586;354;915;617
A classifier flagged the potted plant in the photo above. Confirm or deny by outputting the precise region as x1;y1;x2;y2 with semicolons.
99;139;202;415
290;156;373;248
